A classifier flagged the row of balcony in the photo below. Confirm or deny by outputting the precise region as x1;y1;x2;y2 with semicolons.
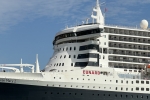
109;56;150;64
109;35;150;44
105;28;150;37
109;49;150;57
109;42;150;50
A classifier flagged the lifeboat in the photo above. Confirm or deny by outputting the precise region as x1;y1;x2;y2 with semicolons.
146;64;150;68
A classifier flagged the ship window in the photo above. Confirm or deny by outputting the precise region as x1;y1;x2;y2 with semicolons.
141;88;144;91
136;80;139;83
103;56;105;59
146;88;149;91
77;53;98;59
79;44;99;51
69;55;71;58
141;81;144;84
66;47;68;51
74;55;76;58
131;81;133;84
60;55;62;59
116;87;117;90
136;87;139;90
121;87;123;90
131;88;133;91
59;63;61;66
64;55;66;58
74;47;76;50
146;81;149;84
75;62;99;67
57;63;58;66
116;80;118;83
70;47;72;51
71;63;73;66
121;80;123;83
126;88;128;91
126;81;128;84
62;63;64;66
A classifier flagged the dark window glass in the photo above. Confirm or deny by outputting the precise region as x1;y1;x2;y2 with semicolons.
69;55;71;58
74;55;76;58
74;47;76;50
136;87;139;90
79;44;99;51
70;47;72;51
141;88;144;91
141;81;144;84
77;53;98;59
62;63;64;66
146;81;149;84
71;63;73;66
59;63;61;66
75;62;99;67
146;88;149;91
136;80;139;83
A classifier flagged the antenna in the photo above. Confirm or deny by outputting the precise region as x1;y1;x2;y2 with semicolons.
86;18;90;24
20;58;23;72
35;54;40;73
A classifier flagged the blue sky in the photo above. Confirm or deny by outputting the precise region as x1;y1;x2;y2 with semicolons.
0;0;150;70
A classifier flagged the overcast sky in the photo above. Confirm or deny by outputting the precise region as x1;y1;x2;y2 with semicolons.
0;0;149;70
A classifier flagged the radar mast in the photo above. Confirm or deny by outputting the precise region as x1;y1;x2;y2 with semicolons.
91;0;104;26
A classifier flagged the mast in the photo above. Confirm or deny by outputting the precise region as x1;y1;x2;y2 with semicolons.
91;0;104;26
35;54;40;73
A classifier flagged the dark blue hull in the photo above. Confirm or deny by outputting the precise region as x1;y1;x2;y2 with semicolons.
0;82;149;100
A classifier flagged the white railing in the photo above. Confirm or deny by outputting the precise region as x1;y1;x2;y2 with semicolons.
105;24;150;31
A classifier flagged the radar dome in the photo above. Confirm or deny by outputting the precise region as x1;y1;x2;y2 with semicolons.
140;19;148;30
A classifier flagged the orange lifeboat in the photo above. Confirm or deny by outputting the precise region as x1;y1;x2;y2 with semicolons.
146;64;150;68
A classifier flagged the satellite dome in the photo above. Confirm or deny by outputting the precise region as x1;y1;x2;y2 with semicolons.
140;19;148;30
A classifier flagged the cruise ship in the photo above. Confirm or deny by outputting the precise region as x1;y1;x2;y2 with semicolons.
1;0;150;100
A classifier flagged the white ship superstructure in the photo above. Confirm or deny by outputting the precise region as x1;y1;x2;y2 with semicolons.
0;0;150;100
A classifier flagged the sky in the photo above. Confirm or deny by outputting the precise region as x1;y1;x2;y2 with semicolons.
0;0;150;70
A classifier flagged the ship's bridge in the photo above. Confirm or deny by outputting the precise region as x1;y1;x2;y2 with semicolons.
53;23;103;45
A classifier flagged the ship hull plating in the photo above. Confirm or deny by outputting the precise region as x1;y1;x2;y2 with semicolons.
0;82;149;100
